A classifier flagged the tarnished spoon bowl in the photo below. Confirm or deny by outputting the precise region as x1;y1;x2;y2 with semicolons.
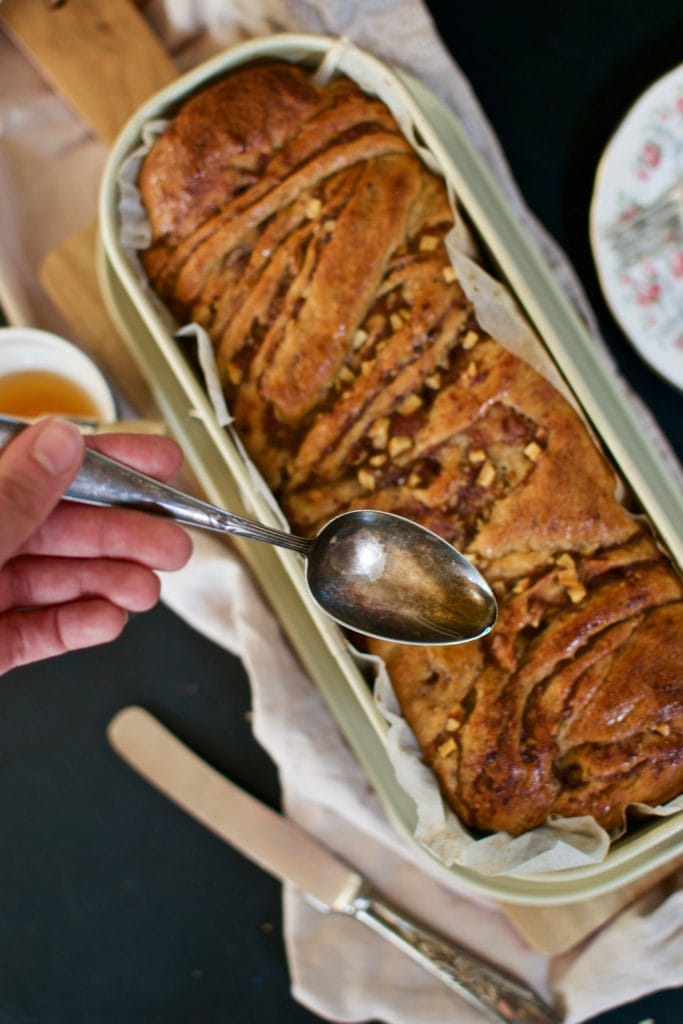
306;509;496;644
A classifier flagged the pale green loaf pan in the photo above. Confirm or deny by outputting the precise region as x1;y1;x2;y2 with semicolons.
97;33;683;906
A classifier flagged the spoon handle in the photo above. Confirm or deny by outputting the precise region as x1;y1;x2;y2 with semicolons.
0;416;310;554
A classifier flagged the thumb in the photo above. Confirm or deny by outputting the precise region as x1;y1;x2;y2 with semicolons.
0;418;85;564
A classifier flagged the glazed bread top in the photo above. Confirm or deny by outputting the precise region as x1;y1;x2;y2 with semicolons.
138;61;683;837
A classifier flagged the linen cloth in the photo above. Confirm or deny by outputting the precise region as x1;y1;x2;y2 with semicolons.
1;2;681;1021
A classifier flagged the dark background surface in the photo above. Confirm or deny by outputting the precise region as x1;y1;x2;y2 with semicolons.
1;2;682;1022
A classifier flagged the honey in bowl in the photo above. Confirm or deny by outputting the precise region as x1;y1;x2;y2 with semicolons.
0;369;103;419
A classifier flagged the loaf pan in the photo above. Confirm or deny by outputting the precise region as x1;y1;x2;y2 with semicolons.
97;33;683;905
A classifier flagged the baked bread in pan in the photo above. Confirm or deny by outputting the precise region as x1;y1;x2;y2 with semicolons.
138;61;683;837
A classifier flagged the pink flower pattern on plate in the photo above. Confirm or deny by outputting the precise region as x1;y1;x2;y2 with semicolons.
608;76;683;384
593;66;683;388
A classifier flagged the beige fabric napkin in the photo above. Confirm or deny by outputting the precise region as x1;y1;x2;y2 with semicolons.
1;2;682;1021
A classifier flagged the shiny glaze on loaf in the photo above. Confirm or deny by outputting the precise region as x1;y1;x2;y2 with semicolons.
139;62;683;836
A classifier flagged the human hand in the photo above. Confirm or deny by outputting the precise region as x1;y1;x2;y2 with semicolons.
0;418;192;675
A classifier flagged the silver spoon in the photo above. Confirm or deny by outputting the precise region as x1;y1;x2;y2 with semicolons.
0;417;497;646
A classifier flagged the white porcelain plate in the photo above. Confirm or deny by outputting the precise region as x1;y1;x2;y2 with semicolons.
590;63;683;391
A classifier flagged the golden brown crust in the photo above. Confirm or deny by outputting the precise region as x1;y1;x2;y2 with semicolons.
139;61;683;837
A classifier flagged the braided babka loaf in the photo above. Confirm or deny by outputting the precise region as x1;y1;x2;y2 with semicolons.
138;61;683;837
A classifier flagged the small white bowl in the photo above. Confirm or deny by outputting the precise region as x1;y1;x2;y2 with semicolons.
0;326;117;423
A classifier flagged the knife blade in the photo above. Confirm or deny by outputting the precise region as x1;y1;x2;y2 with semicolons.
107;706;560;1024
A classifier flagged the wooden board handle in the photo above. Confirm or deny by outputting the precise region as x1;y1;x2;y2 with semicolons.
0;0;177;144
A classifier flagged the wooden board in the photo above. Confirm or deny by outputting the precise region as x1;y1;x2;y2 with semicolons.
40;223;156;416
0;0;176;145
0;0;178;413
5;0;680;958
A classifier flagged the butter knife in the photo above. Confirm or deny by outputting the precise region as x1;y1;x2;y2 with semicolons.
107;706;560;1024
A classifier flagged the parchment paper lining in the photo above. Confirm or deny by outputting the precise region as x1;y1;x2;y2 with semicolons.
115;41;683;876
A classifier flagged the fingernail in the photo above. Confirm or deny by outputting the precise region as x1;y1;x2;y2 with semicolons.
31;419;84;476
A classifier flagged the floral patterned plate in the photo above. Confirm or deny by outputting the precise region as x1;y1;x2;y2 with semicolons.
590;62;683;392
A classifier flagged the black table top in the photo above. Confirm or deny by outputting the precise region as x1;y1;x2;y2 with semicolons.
2;2;682;1022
